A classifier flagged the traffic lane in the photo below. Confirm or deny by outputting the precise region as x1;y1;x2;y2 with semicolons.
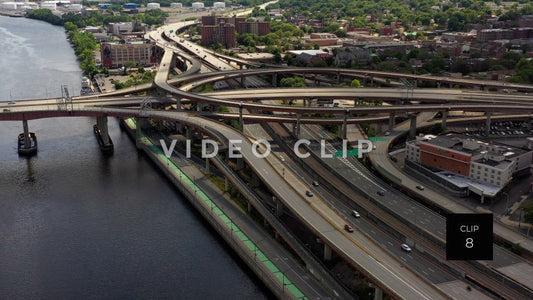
233;134;445;299
311;184;457;286
358;219;454;285
272;135;457;286
372;140;525;268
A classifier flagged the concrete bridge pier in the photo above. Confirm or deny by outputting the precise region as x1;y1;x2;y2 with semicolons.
293;114;301;138
437;81;441;88
176;98;182;110
247;200;252;213
239;105;244;132
224;176;229;191
441;109;448;129
336;71;340;84
409;113;417;139
236;157;245;170
240;76;246;87
370;76;374;87
22;120;30;148
323;244;332;261
485;111;492;137
96;116;111;147
135;117;142;149
197;102;203;112
272;73;277;87
341;110;348;140
388;113;395;132
374;286;384;300
250;170;261;188
22;119;31;151
185;126;193;140
170;53;177;69
205;157;210;174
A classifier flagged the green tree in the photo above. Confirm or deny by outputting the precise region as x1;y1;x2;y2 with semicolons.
64;21;78;32
350;79;362;88
280;76;307;87
123;61;136;75
378;61;395;72
523;201;533;224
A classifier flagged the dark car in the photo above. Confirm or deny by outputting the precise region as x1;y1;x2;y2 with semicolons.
377;190;385;196
305;190;314;197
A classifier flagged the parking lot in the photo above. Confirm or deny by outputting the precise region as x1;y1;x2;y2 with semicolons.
447;120;533;137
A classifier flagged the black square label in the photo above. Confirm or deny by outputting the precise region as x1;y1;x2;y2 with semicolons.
446;213;493;260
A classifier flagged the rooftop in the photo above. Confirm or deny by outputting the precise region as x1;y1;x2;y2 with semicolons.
418;132;529;167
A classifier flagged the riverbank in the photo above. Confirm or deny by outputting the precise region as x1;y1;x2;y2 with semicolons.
0;9;26;18
120;117;319;299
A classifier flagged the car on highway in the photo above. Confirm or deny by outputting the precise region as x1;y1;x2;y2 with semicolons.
3;108;10;112
305;190;314;197
416;185;425;190
377;190;385;196
344;224;354;232
8;101;15;104
352;210;361;218
401;244;412;252
312;181;319;187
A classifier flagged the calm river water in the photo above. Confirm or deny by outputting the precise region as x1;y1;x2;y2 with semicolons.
0;15;268;299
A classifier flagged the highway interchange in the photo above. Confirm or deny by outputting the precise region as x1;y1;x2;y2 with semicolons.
2;15;533;300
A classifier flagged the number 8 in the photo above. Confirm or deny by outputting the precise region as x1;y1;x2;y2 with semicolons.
466;238;474;249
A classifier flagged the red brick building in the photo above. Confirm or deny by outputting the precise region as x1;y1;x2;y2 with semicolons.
101;41;161;68
201;14;270;49
201;22;236;48
419;143;472;176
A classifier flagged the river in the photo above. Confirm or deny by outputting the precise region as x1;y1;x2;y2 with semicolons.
0;16;268;299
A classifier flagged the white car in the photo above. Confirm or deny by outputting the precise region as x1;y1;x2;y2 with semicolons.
352;210;361;218
401;244;412;252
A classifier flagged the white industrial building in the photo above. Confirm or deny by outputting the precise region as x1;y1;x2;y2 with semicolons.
191;2;204;10
1;2;18;10
170;3;182;9
213;2;225;9
40;2;57;10
68;3;83;11
146;2;160;9
107;22;133;36
406;133;532;198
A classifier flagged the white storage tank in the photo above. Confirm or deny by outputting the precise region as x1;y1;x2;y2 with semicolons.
213;2;225;9
170;3;182;9
2;2;18;10
191;2;204;9
146;2;160;9
68;4;83;11
41;2;57;10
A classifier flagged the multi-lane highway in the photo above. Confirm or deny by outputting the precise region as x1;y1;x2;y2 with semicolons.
147;29;452;299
